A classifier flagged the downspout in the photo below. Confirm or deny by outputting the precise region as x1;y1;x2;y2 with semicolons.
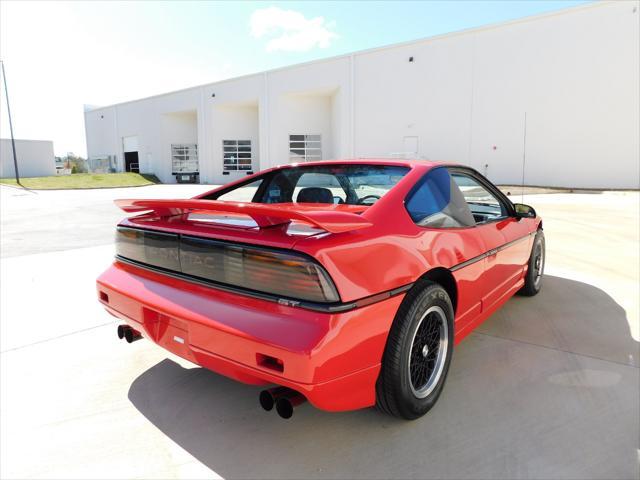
350;54;355;158
263;71;270;169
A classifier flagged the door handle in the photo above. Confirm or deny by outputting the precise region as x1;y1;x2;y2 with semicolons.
487;248;499;257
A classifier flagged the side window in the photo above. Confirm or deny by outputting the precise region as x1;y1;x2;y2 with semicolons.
214;179;263;202
405;168;476;228
450;172;507;223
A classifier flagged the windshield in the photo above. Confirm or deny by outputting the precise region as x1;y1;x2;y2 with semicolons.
211;164;409;205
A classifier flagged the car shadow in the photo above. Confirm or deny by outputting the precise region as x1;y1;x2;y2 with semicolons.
476;274;638;367
127;275;638;479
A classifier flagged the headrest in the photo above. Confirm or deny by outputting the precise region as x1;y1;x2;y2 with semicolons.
296;187;334;204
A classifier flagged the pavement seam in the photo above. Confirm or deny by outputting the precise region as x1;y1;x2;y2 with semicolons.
0;320;116;354
473;330;639;369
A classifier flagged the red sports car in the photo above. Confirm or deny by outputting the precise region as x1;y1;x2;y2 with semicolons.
97;159;544;420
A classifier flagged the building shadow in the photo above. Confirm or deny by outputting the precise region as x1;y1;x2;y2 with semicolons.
127;275;638;479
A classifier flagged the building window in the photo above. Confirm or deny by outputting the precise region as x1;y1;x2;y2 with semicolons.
289;134;322;162
171;144;199;173
223;140;252;171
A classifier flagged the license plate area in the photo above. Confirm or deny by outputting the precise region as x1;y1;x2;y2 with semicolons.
142;307;192;359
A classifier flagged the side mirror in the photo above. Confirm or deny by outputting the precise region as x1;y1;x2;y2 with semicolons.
513;203;536;219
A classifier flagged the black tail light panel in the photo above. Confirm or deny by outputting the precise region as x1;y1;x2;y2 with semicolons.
115;226;340;304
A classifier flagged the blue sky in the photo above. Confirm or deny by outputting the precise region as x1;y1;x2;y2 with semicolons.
0;0;590;156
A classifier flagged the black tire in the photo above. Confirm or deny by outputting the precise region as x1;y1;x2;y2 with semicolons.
376;281;454;420
519;230;545;297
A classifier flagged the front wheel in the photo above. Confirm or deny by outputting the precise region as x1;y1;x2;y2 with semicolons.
519;230;545;296
376;281;454;420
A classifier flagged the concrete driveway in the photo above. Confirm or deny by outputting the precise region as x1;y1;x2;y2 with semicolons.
1;184;638;479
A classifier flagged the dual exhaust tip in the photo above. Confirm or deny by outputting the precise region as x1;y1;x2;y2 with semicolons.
259;386;307;419
117;324;142;343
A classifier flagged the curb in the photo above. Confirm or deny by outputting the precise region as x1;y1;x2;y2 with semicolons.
0;182;161;192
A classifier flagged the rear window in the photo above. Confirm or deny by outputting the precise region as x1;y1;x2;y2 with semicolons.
215;178;263;202
210;164;409;206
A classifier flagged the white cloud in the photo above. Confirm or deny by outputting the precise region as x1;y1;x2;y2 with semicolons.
250;6;338;52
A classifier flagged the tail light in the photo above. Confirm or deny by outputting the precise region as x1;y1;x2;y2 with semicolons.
180;236;339;303
116;227;180;271
115;227;340;304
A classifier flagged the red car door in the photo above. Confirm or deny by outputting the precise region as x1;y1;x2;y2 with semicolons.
483;217;532;309
449;169;531;312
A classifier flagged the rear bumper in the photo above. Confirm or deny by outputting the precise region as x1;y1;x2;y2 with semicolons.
97;260;404;411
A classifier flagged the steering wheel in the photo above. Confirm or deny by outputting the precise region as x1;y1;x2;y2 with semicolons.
357;194;381;205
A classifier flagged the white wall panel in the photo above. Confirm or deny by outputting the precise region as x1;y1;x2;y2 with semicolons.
1;139;56;178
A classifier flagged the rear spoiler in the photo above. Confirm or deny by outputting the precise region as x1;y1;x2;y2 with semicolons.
114;199;372;234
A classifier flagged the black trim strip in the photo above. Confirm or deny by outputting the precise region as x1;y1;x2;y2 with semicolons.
450;232;534;272
115;255;413;314
450;251;487;272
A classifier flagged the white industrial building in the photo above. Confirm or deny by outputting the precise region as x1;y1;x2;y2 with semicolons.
0;139;55;178
84;1;639;189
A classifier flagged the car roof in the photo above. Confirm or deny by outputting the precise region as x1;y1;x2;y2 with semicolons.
274;158;459;170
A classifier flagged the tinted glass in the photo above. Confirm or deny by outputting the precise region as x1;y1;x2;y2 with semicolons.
212;165;409;205
295;173;347;203
405;168;475;228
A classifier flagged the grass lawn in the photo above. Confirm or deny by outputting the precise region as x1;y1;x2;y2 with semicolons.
0;172;160;190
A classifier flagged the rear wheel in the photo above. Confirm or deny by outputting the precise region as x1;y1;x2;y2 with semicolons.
519;230;545;296
376;281;454;420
